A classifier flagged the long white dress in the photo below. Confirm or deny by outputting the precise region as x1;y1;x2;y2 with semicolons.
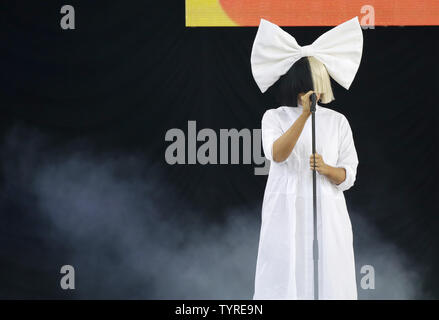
253;103;359;300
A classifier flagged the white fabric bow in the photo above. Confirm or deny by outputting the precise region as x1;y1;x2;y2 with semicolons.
250;16;363;93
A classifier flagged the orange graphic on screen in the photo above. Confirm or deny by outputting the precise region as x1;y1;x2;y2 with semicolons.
186;0;439;26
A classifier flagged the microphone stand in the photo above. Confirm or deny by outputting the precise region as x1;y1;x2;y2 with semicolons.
310;93;318;300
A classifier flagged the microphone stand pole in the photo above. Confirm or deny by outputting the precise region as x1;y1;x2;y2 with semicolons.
310;93;318;300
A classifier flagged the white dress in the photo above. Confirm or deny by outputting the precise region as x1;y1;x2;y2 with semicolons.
253;103;359;300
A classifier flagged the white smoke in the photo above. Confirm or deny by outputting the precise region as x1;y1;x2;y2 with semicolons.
352;213;427;299
0;126;429;299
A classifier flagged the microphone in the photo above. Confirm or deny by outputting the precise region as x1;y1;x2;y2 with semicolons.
310;92;317;112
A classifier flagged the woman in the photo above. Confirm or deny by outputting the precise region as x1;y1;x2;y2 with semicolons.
253;56;359;299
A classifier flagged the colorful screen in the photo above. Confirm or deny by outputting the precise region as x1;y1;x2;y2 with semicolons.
186;0;439;26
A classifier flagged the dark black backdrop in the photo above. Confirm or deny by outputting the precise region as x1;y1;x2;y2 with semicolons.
0;1;438;299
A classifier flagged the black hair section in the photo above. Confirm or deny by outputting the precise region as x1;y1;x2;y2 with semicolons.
271;57;314;108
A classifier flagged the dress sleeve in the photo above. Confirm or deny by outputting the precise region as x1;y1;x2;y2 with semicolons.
261;109;287;164
334;115;359;192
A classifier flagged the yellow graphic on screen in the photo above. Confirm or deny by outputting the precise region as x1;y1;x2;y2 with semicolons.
186;0;237;26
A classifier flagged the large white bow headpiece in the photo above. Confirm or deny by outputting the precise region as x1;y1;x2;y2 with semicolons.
250;16;363;93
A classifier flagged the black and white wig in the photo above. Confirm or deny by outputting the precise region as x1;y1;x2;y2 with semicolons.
271;56;335;108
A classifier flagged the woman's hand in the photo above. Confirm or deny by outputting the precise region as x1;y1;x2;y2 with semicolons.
309;153;329;175
299;90;317;116
309;153;347;185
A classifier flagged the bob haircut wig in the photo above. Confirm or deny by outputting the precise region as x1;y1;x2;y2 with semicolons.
272;56;335;108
